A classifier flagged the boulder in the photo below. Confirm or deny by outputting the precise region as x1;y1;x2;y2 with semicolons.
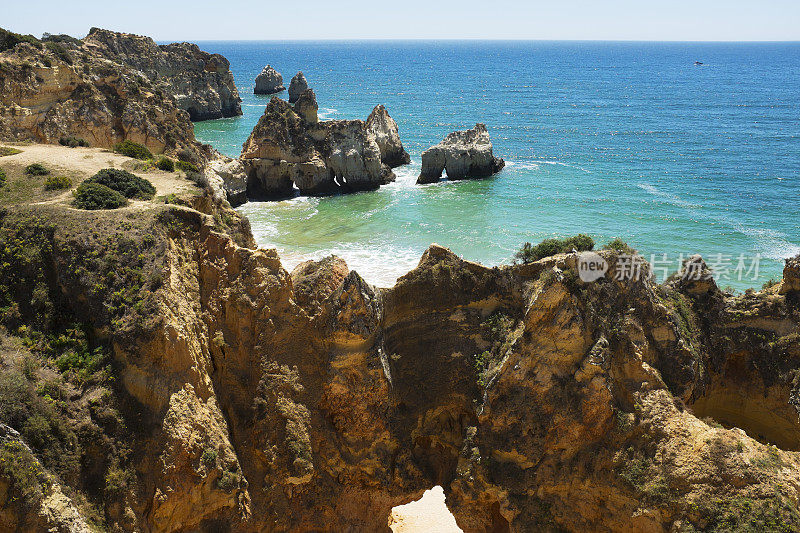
254;64;285;94
288;72;309;103
206;157;248;207
293;89;318;124
780;255;800;295
417;123;504;184
366;104;411;167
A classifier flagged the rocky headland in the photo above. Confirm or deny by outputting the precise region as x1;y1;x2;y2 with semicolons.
1;140;800;531
417;124;505;184
254;65;285;95
241;90;409;198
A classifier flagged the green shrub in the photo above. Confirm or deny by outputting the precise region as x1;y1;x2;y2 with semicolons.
86;168;155;200
514;234;595;264
24;163;49;176
73;182;128;210
0;28;41;53
43;175;72;190
44;41;72;65
603;238;637;254
176;160;200;173
201;447;218;467
0;147;22;157
58;135;88;148
113;140;152;160
0;168;6;188
156;157;175;172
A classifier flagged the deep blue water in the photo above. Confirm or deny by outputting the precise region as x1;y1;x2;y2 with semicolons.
193;41;800;288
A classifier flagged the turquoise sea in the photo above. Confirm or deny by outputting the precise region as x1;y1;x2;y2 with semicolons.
193;41;800;289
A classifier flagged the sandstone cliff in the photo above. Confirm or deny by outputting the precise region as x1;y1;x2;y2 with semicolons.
84;28;242;121
254;65;285;95
1;188;800;531
0;28;241;162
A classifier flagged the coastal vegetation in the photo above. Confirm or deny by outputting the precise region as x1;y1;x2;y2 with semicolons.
24;163;49;176
43;175;71;190
85;168;155;200
58;135;89;148
73;182;128;209
514;233;595;264
113;140;153;160
156;157;175;172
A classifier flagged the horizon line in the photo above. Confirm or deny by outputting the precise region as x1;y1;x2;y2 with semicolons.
174;38;800;43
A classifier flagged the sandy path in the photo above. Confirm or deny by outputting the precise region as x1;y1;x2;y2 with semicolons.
0;143;199;203
389;486;463;533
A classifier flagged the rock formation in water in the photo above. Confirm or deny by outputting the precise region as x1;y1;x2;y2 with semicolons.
417;123;505;184
366;104;411;168
781;255;800;295
2;176;800;531
240;95;395;197
84;28;242;120
254;65;285;95
288;71;309;103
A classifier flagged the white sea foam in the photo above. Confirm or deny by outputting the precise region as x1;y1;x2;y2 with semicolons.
530;160;592;173
270;242;424;288
317;107;339;120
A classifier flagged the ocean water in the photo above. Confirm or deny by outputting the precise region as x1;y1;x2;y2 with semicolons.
193;41;800;289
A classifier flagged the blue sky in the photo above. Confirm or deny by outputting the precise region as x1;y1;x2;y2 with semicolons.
5;0;799;41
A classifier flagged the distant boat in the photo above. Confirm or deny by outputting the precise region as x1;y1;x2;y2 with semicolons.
695;61;704;66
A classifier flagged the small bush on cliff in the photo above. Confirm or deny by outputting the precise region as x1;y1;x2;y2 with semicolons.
0;28;41;53
176;160;200;173
603;238;637;255
73;182;128;210
86;168;155;200
514;234;594;264
44;41;72;65
156;157;175;172
59;135;89;148
0;168;6;188
113;140;152;160
24;163;50;176
43;175;72;191
0;147;22;157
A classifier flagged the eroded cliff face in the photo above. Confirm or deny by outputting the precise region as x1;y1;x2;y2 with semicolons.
1;199;799;532
0;28;240;159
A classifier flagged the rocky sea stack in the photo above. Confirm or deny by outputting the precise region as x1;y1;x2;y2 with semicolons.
417;123;505;184
366;104;411;168
254;64;285;94
288;71;309;103
240;93;408;198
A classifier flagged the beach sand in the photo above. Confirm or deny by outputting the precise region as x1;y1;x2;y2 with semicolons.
389;486;463;533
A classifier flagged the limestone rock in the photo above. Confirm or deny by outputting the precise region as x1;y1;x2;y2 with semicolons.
293;88;318;124
366;104;411;167
417;123;505;184
288;72;308;103
0;28;242;163
780;254;800;295
254;64;284;95
240;97;393;197
206;156;248;207
84;28;242;120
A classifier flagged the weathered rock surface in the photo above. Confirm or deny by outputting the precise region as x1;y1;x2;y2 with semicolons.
254;64;285;95
294;88;319;124
3;194;800;532
241;96;394;197
417;123;505;184
0;27;241;166
205;156;248;207
366;104;411;168
780;254;800;295
288;71;309;103
84;28;242;120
